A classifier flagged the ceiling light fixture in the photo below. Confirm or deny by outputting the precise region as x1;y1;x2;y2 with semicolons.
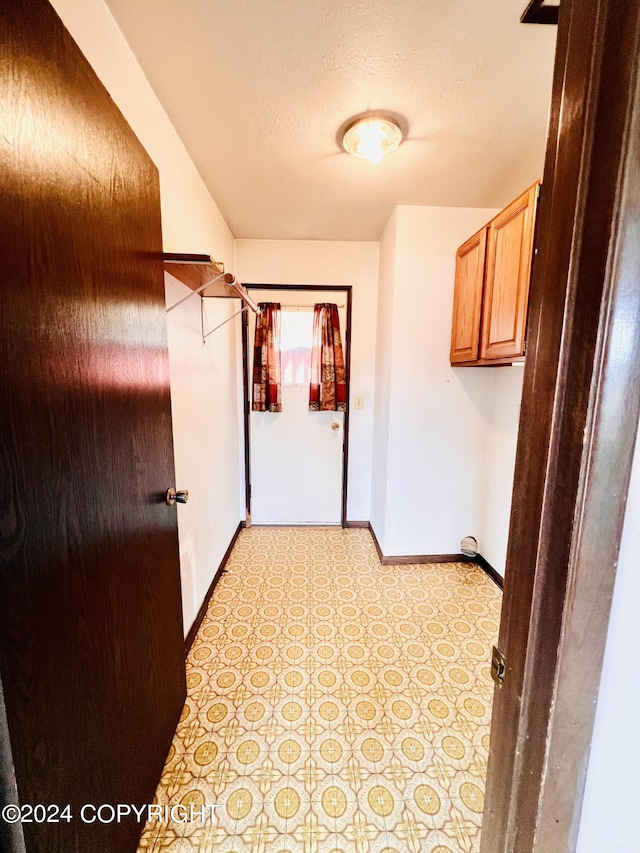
342;116;403;165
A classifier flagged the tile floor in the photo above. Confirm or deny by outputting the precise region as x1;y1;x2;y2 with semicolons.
137;527;501;853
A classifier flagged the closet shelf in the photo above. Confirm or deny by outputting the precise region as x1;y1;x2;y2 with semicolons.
163;253;258;312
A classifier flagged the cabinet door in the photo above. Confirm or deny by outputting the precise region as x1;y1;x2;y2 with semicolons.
480;182;539;360
450;227;488;364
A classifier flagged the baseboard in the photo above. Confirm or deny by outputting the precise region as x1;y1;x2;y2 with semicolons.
367;523;384;561
366;522;504;589
368;522;466;565
184;520;244;656
474;552;504;590
250;521;365;529
381;552;473;565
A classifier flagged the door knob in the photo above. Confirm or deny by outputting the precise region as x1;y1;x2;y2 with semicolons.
331;422;340;431
166;488;189;506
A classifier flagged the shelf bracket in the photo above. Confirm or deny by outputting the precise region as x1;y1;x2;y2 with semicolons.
166;271;227;313
201;304;249;345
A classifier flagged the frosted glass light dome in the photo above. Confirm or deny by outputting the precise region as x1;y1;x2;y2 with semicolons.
342;117;403;164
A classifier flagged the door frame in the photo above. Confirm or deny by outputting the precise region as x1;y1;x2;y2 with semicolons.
241;283;353;528
482;0;640;849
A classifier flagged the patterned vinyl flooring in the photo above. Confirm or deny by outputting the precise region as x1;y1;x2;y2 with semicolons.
137;527;501;853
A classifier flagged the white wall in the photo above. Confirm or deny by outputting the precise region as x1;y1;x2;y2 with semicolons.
477;366;524;574
51;0;243;635
164;284;242;633
370;211;398;545
576;423;640;851
372;205;513;559
49;0;233;256
235;240;379;521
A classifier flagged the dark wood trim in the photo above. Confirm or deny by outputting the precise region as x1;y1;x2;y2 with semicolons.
521;0;560;25
382;553;472;566
369;522;466;566
242;284;353;527
163;252;216;264
453;356;525;368
474;553;504;590
529;0;640;846
241;309;251;521
342;287;353;527
482;0;640;849
184;521;244;655
345;520;370;528
365;524;502;586
251;522;342;530
245;284;350;292
368;523;385;562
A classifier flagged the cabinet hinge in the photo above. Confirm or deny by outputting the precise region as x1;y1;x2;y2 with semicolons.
491;645;506;688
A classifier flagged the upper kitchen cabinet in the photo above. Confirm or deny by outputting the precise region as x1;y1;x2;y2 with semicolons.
450;181;540;366
481;182;539;360
450;227;488;364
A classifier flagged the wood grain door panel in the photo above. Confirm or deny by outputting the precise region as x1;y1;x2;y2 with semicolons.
450;227;487;363
0;2;186;850
480;183;539;360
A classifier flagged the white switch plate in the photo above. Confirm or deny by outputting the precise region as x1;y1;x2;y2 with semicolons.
354;396;364;410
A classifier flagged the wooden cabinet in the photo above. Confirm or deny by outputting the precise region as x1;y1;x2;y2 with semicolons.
450;227;487;363
450;181;539;366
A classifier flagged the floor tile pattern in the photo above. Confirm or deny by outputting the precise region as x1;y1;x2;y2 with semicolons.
138;527;501;853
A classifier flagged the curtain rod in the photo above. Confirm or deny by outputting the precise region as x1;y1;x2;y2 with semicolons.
279;303;345;310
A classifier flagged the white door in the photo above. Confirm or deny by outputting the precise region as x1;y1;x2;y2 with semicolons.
248;289;347;524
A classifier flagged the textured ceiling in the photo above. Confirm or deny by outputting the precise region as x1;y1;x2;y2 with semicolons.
104;0;557;241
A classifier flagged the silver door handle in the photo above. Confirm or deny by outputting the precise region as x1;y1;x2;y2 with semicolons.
166;488;189;505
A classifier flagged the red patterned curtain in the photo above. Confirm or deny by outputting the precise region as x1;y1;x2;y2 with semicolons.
309;303;347;412
252;302;282;412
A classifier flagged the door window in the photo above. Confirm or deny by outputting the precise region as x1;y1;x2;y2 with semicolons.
281;309;313;386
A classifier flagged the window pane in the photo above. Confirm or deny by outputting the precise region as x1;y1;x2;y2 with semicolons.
280;310;313;386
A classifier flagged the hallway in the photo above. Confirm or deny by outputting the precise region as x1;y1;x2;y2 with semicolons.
138;527;500;853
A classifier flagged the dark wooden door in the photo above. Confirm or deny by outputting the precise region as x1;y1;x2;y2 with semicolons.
0;2;186;851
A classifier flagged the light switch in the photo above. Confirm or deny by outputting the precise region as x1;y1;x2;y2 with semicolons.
354;396;364;410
